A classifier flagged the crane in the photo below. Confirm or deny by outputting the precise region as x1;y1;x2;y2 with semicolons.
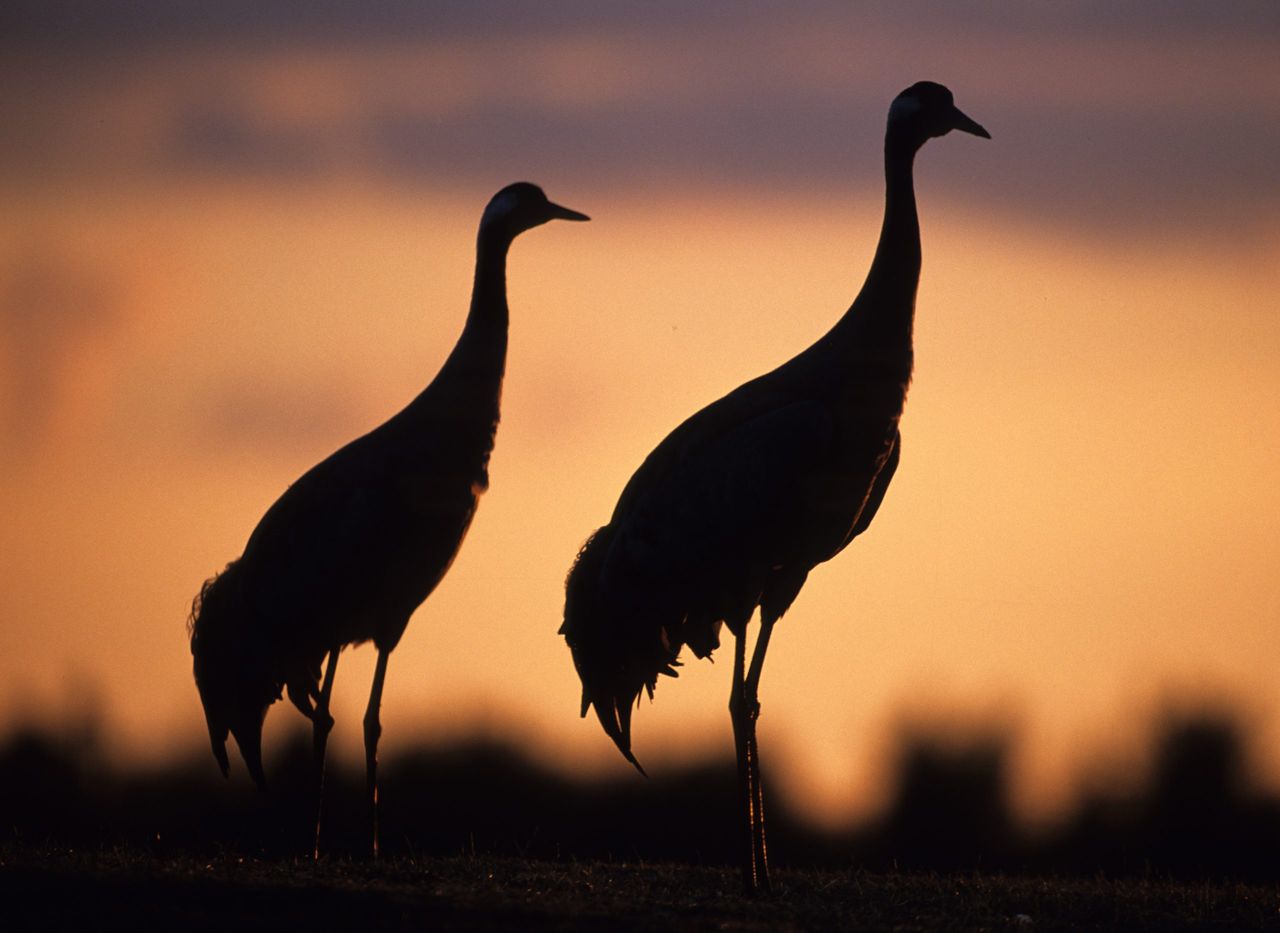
560;83;988;893
190;182;588;857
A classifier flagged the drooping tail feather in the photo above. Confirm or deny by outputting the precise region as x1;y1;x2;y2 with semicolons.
189;561;243;776
593;694;647;777
561;525;679;775
189;559;269;789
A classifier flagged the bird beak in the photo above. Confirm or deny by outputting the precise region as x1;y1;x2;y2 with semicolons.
950;105;991;139
546;201;591;222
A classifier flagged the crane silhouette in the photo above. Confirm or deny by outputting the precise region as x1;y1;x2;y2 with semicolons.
190;182;588;857
560;82;988;893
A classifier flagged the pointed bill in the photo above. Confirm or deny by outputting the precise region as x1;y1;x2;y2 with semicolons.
951;105;991;139
547;201;591;222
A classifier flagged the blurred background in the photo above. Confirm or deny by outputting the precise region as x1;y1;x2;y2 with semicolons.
1;0;1278;840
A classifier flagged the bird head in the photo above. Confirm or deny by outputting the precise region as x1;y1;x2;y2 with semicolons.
479;182;590;240
888;81;990;147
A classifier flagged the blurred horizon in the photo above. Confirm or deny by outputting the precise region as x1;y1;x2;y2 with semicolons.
2;1;1279;830
6;701;1279;878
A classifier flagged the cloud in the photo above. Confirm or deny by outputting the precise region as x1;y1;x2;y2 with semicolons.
144;62;1277;233
3;1;1276;47
165;97;335;180
0;2;822;47
1;5;1277;234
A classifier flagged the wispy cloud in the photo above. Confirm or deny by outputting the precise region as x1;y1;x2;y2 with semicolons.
2;6;1277;234
3;1;1277;47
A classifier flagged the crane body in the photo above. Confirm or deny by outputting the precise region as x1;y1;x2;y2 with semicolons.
191;182;588;856
561;83;988;893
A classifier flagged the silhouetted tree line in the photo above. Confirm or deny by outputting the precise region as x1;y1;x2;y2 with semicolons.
3;711;1279;880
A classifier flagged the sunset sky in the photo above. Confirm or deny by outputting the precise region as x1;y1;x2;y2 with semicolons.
2;1;1279;826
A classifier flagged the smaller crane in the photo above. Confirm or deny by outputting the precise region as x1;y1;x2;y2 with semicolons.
191;182;588;857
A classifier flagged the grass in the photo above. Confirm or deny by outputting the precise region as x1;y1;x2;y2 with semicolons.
3;846;1279;931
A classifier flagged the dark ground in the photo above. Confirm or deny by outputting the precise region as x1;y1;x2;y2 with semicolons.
5;847;1280;932
5;710;1280;928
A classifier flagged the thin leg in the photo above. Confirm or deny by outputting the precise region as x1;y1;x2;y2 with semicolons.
729;628;761;894
364;648;390;858
312;647;340;861
744;614;774;701
743;615;776;895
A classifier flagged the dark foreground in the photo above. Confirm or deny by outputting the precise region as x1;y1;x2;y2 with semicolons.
3;848;1278;932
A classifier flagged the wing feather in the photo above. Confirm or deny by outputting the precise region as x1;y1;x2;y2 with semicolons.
602;399;834;615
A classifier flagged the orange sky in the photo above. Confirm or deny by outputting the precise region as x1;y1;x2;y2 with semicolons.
2;3;1279;826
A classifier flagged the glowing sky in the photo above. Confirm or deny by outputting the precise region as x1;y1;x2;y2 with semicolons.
2;2;1279;825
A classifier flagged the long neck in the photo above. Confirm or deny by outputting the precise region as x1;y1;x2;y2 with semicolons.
402;225;511;424
790;126;921;400
850;131;922;349
449;225;511;381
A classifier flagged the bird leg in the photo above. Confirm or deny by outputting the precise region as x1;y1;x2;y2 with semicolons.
729;627;766;895
743;614;776;895
312;646;340;861
364;648;389;858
